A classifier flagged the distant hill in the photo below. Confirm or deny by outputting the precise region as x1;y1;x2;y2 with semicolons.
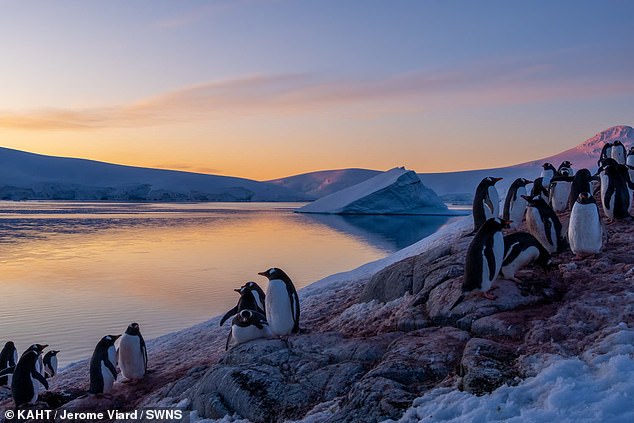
267;168;381;200
0;147;306;201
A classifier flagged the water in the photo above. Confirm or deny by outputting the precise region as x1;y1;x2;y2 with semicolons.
0;201;459;366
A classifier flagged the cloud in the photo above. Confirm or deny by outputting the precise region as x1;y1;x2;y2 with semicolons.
1;50;633;131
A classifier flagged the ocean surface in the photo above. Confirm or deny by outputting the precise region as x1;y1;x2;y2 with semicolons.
0;201;460;366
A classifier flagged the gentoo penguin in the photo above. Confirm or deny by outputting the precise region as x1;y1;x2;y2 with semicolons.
472;177;503;232
220;281;266;326
0;341;18;387
540;163;557;186
597;158;634;221
258;268;300;336
569;192;603;258
627;147;634;181
549;175;574;213
10;344;48;408
118;323;147;381
450;218;510;310
89;335;120;395
598;142;613;167
43;350;60;379
522;195;566;253
503;178;532;230
225;310;271;350
530;177;550;203
557;161;574;177
500;232;552;282
568;169;598;211
611;140;627;165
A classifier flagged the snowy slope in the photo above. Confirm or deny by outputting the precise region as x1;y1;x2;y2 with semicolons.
297;167;449;215
0;147;306;201
267;168;381;199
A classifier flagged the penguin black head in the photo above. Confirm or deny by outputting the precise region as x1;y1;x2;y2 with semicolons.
613;140;623;147
484;176;503;185
482;217;510;231
235;281;260;294
521;194;547;208
628;147;634;155
3;341;15;349
27;344;48;353
520;178;533;186
600;157;618;168
238;309;253;323
99;335;121;347
46;350;60;356
576;192;596;205
258;267;290;281
125;323;141;336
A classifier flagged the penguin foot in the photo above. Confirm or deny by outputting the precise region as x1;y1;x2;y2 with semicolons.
480;291;497;300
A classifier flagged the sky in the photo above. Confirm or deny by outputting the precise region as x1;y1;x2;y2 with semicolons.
0;0;633;180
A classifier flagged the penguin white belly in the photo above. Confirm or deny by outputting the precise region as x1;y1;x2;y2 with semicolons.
119;335;145;380
101;362;115;393
501;246;539;279
28;375;40;404
487;186;499;217
231;324;272;346
550;182;571;213
509;193;527;230
266;280;294;336
526;208;554;253
612;149;626;165
480;232;504;292
569;204;602;254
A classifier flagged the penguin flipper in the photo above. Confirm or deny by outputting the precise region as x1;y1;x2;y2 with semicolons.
220;306;238;326
290;288;300;334
31;369;49;390
139;334;148;373
225;328;233;351
105;359;117;380
0;366;14;377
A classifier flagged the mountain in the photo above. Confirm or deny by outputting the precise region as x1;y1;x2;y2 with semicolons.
0;147;306;201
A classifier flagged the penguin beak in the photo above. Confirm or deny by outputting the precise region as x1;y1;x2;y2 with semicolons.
41;344;48;350
234;288;241;293
257;271;267;277
113;335;121;340
493;177;503;183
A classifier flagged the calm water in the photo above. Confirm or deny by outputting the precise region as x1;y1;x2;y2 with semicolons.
0;201;458;366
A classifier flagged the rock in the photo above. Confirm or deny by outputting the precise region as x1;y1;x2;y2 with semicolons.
359;257;415;303
459;338;518;395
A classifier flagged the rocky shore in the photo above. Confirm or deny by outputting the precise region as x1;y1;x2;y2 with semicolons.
2;207;633;422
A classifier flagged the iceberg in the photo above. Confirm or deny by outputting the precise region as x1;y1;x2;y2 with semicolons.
296;167;450;215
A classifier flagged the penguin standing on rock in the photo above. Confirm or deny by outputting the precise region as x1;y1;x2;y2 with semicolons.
569;192;603;258
500;232;552;282
450;218;509;310
7;344;48;408
522;195;566;253
611;140;627;165
43;350;60;379
220;281;266;326
258;268;300;336
597;158;634;222
0;341;18;387
503;178;532;230
89;335;120;395
472;177;503;232
225;310;271;350
568;169;598;211
118;323;147;381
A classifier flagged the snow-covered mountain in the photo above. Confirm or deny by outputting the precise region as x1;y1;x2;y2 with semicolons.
0;147;307;201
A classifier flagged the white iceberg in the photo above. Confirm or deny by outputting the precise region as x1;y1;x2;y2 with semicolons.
296;167;450;215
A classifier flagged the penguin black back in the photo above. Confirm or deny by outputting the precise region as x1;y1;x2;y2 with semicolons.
502;178;531;221
220;281;266;326
463;218;508;292
530;177;549;200
502;232;551;270
11;344;48;408
0;341;17;386
43;350;60;378
523;195;566;252
259;267;300;334
472;177;502;231
598;158;634;219
89;335;120;394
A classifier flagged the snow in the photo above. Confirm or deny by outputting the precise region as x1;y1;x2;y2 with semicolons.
386;325;634;423
267;168;381;199
297;167;450;215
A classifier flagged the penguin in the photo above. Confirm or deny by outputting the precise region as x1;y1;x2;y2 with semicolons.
500;232;552;282
611;140;627;165
522;195;566;254
220;281;266;326
598;142;613;167
472;177;503;232
118;323;147;381
0;341;18;387
597;158;634;222
502;178;532;230
43;350;60;379
540;163;557;186
258;268;300;336
626;147;634;182
530;177;550;203
450;218;510;310
225;310;271;350
89;335;120;395
568;192;603;258
568;169;598;211
557;161;574;177
10;344;48;408
549;175;574;213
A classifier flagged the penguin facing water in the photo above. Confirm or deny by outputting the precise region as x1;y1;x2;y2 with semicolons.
43;350;60;379
0;341;17;387
118;323;147;381
523;195;566;254
220;281;266;326
89;335;120;395
10;344;48;408
597;158;633;221
258;268;300;336
500;232;552;282
611;140;627;165
503;178;532;230
472;177;503;231
225;310;271;350
569;192;603;258
450;218;509;310
568;169;598;211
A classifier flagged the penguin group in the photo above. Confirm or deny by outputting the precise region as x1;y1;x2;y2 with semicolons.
221;268;300;350
457;138;634;307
